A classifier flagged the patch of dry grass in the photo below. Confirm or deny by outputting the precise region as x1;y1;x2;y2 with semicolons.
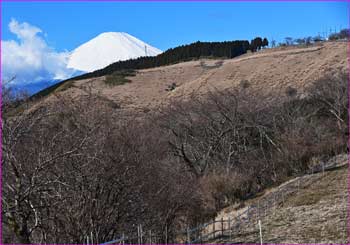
286;190;325;206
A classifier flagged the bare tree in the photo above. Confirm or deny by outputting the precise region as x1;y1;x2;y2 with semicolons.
2;89;203;243
2;71;347;243
307;72;348;129
284;37;294;46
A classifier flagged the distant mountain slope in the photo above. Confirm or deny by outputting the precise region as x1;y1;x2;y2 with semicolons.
32;39;251;99
12;80;60;95
65;42;347;110
30;41;346;116
67;32;162;72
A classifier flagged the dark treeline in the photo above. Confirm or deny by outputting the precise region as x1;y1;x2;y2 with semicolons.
72;40;251;80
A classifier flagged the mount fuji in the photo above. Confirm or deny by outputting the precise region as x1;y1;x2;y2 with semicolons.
67;32;162;72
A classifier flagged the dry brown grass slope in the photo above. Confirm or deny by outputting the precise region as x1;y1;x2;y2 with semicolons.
36;41;346;114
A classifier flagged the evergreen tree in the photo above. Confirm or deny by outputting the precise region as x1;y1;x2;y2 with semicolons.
250;37;263;52
262;38;269;48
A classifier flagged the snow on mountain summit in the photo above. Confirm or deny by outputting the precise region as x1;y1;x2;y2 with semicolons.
67;32;162;72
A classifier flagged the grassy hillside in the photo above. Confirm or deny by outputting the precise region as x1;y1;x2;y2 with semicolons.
33;42;346;115
4;41;347;244
31;39;251;99
212;157;348;243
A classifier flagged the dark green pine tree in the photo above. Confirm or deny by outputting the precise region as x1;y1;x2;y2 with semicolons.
262;38;269;48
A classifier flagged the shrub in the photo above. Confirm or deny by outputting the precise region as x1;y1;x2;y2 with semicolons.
104;69;136;86
166;82;177;91
329;29;350;41
200;170;255;211
285;86;297;97
240;80;250;90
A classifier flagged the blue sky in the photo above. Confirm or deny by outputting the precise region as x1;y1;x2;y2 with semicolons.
1;1;348;87
2;1;348;50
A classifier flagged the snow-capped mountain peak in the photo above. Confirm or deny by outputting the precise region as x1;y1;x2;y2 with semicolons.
67;32;162;72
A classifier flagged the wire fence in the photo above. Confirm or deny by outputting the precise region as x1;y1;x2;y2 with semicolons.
101;157;348;244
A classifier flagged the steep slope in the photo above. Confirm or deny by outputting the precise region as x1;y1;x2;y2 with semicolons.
209;154;348;244
67;32;162;72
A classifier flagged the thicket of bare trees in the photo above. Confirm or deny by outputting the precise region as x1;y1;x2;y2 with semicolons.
158;72;348;210
2;72;347;243
2;93;204;243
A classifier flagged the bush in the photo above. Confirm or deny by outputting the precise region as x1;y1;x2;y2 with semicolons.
166;82;177;91
200;170;256;211
240;80;250;90
329;29;350;41
285;86;297;97
104;69;136;86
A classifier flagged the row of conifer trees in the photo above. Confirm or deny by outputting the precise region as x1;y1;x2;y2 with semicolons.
73;37;268;80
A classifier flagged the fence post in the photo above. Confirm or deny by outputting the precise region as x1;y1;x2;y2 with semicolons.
258;220;263;245
322;162;325;176
165;224;168;245
149;230;152;244
228;216;232;241
247;206;250;222
140;225;143;244
213;218;216;239
221;217;224;237
187;226;190;244
343;193;347;241
137;225;140;245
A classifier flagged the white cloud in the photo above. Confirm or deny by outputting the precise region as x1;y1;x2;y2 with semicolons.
1;18;76;85
9;18;42;40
